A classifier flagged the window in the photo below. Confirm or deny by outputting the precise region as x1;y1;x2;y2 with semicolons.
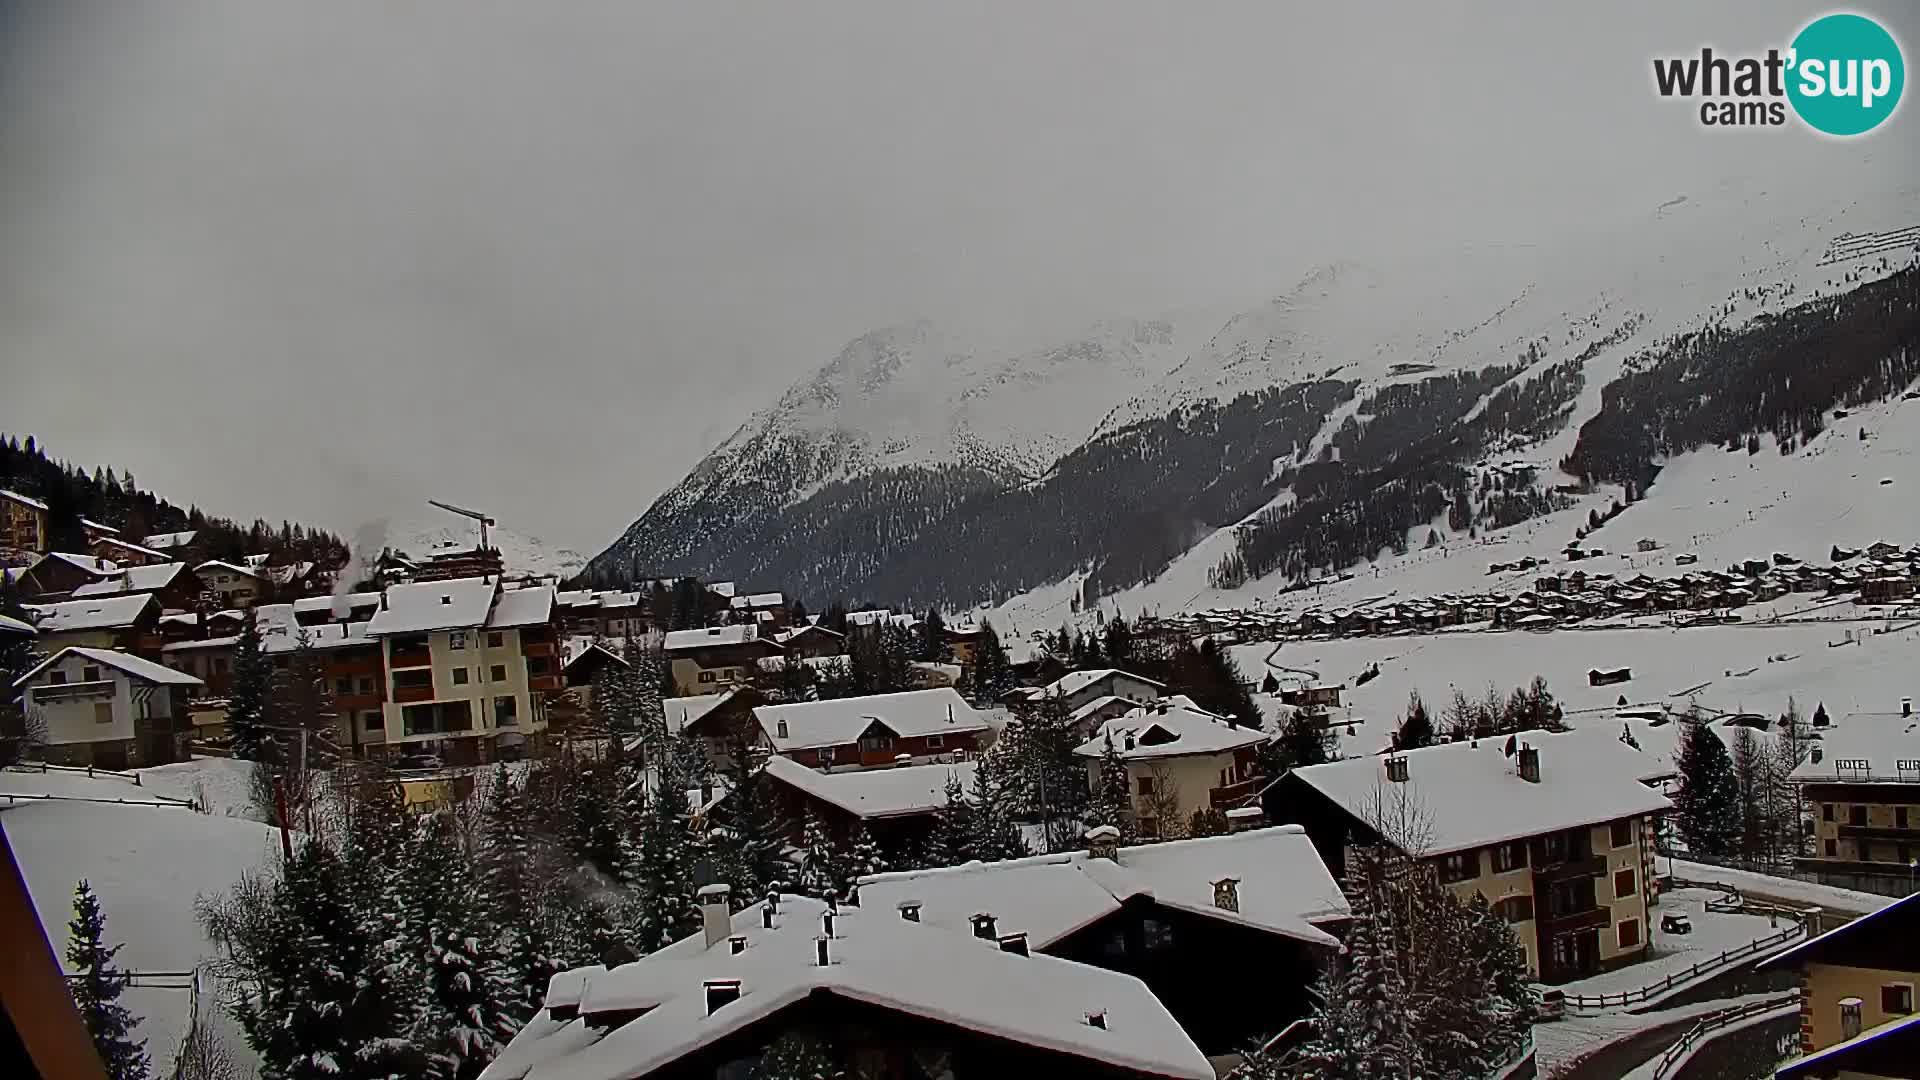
494;696;518;727
364;711;383;732
1617;917;1641;949
1824;804;1835;822
698;671;717;684
82;665;102;682
336;677;354;695
1142;918;1174;952
1137;776;1155;796
1492;842;1527;873
48;670;67;685
393;669;432;690
1611;820;1634;848
449;631;467;650
1440;852;1477;884
1883;984;1915;1016
528;658;551;675
859;734;894;752
1826;838;1839;856
1851;805;1868;827
819;747;836;765
358;676;375;695
487;632;504;649
927;734;944;749
490;665;508;682
1614;867;1637;899
452;667;470;686
94;702;114;725
1500;896;1534;923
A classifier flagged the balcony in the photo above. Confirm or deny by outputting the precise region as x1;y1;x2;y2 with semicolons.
528;674;565;693
389;647;432;669
393;683;436;704
523;641;559;659
1209;775;1267;809
1537;905;1611;934
1534;854;1608;884
1837;823;1920;842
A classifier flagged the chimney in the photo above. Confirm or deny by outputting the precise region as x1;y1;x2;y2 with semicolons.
898;900;922;923
970;912;997;940
704;979;742;1014
1085;1010;1108;1030
1086;824;1121;861
1213;877;1241;913
1517;745;1541;784
698;884;732;948
1904;697;1913;718
1812;746;1824;764
776;717;789;739
1840;997;1864;1041
822;912;836;938
1124;733;1137;751
997;932;1030;956
729;935;747;955
1226;806;1266;832
762;905;776;929
440;593;452;605
1385;755;1410;783
815;935;831;967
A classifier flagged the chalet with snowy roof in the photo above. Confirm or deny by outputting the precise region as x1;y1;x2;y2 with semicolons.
194;560;267;608
941;622;990;669
483;890;1217;1080
728;590;788;625
1792;707;1920;892
771;622;844;660
1760;891;1920;1068
15;552;121;600
858;825;1349;1054
291;592;382;626
843;607;919;640
13;647;200;768
363;579;563;765
1042;669;1166;713
661;686;766;769
25;593;162;657
662;623;783;696
1273;732;1672;984
140;529;200;557
0;489;49;554
753;687;990;770
69;562;199;611
85;534;169;569
757;755;975;859
1074;701;1268;839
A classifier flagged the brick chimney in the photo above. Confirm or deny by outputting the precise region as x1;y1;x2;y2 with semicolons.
1085;825;1121;861
1212;877;1240;913
1385;755;1410;783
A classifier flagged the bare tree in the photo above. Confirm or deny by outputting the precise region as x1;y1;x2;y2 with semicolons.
1144;763;1185;840
0;704;48;766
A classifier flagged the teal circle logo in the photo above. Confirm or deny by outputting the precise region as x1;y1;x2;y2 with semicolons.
1787;13;1904;136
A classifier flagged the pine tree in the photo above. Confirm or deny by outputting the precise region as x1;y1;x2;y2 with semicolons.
751;1030;842;1080
1083;734;1136;842
923;773;973;867
1397;691;1435;749
408;814;516;1079
1463;892;1533;1061
1673;720;1743;858
967;752;1031;863
963;620;1012;705
478;766;559;1023
621;771;700;954
916;609;949;663
797;809;842;901
66;881;149;1080
839;822;886;897
227;608;274;761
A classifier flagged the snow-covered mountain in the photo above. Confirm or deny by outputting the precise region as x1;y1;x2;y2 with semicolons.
593;176;1920;613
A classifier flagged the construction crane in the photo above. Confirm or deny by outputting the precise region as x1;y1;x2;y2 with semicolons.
428;499;495;551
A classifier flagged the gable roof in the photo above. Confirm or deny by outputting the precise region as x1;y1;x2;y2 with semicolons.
563;641;629;676
773;623;844;644
1073;702;1265;761
0;488;49;512
1790;713;1920;785
92;536;170;562
487;586;556;629
662;624;772;652
486;894;1213;1080
760;756;975;820
858;826;1348;952
366;577;499;635
1284;729;1673;856
141;530;199;550
1774;1011;1920;1079
753;688;989;753
1045;668;1166;700
14;646;202;689
69;562;190;599
1758;890;1917;973
663;690;735;737
0;613;38;636
35;552;120;578
25;593;157;632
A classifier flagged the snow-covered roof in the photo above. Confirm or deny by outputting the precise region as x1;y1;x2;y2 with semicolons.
487;586;556;629
663;690;734;736
661;623;768;652
1790;713;1920;784
0;488;49;511
14;646;202;689
25;593;156;632
760;756;975;819
773;623;843;644
291;592;381;616
92;537;170;563
0;613;35;636
1285;731;1673;856
1760;890;1920;974
69;562;189;598
1073;702;1266;761
1773;1011;1920;1080
728;591;784;609
36;552;120;578
259;619;375;654
858;826;1347;952
366;577;499;635
1045;668;1166;699
193;559;263;579
705;580;736;598
486;894;1213;1080
141;530;198;549
843;608;894;628
1068;695;1131;724
754;688;990;753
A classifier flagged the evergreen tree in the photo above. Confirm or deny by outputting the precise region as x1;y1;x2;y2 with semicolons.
66;881;149;1080
227;609;274;761
966;752;1031;862
839;822;886;897
1005;696;1087;852
478;766;560;1023
621;771;699;954
407;814;516;1079
797;809;842;901
1275;709;1333;769
923;773;973;867
916;609;949;663
1397;691;1435;749
1187;807;1229;837
1462;892;1533;1061
1083;734;1136;842
1673;720;1743;858
962;620;1012;705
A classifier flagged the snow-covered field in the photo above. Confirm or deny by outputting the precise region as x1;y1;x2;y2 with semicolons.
5;780;278;1074
1556;889;1788;1002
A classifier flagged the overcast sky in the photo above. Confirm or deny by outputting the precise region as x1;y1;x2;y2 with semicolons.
1;2;1912;552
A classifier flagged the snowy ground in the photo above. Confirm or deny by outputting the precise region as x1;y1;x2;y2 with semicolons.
1;758;267;820
1618;999;1801;1080
1534;991;1790;1079
1225;617;1919;748
4;770;277;1074
1555;890;1789;1002
1666;859;1897;918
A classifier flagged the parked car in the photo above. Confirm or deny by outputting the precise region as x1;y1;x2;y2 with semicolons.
1662;912;1694;935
